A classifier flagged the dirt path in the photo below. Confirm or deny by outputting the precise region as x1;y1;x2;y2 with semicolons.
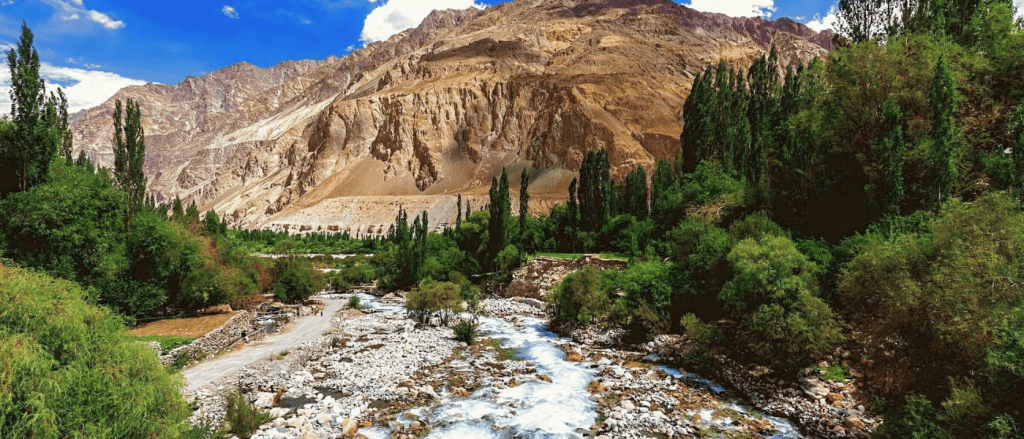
183;297;345;393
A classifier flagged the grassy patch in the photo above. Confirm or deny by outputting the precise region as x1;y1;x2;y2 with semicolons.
487;338;521;361
128;335;197;355
821;364;850;381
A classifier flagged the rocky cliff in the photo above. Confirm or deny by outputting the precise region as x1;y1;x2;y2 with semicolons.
70;0;831;235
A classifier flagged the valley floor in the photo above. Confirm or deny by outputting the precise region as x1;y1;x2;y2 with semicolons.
185;293;877;439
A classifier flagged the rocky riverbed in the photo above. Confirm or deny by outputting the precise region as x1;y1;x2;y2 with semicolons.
186;295;877;438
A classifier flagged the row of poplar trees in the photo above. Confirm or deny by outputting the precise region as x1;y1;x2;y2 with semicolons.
0;22;148;219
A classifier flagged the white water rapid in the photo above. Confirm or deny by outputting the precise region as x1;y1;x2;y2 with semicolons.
355;294;802;439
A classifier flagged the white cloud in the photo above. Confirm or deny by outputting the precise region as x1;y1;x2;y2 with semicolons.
300;17;312;25
0;63;150;114
87;9;124;29
1016;0;1023;20
805;6;837;32
38;0;125;29
681;0;776;18
360;0;483;43
222;5;240;19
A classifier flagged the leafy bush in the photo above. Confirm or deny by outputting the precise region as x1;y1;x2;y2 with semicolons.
453;319;478;345
668;219;732;273
223;390;271;437
347;296;362;309
549;266;610;324
451;272;480;312
0;264;194;438
839;195;1024;390
728;211;788;241
606;261;675;333
272;256;326;303
406;280;463;326
678;313;724;370
677;161;743;206
878;394;952;439
721;235;843;362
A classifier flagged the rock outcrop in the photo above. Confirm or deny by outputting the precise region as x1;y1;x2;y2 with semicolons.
71;0;831;233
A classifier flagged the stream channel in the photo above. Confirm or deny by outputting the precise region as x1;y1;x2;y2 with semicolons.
352;293;803;439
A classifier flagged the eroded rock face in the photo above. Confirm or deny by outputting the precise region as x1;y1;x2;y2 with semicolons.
71;0;831;232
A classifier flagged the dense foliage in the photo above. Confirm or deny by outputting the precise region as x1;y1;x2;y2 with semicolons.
0;264;197;438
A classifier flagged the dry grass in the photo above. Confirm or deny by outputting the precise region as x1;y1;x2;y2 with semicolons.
130;312;239;338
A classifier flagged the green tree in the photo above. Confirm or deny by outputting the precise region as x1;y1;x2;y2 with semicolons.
1;22;66;194
549;266;609;324
519;168;530;240
878;98;907;213
112;99;147;225
567;177;579;251
170;196;185;222
406;280;463;326
456;193;462;229
929;55;960;204
273;256;325;303
488;168;511;267
184;200;200;226
721;235;842;361
579;150;610;232
203;209;224;235
624;166;648;219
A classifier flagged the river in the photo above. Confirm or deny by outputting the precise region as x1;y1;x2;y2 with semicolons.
354;294;803;439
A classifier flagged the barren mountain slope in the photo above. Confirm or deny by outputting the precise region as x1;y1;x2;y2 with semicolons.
70;0;831;235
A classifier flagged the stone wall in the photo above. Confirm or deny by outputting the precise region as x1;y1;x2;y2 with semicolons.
159;311;259;365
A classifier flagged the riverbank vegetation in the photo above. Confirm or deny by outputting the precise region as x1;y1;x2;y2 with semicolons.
339;1;1024;436
2;0;1024;436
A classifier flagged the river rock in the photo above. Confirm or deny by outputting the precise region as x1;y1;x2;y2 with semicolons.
845;416;866;429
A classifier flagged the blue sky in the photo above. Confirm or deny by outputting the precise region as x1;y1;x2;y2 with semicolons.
0;0;846;113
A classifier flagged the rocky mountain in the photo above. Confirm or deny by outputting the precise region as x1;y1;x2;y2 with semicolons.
70;0;831;235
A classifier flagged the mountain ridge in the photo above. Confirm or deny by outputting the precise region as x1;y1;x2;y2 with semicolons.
70;0;831;235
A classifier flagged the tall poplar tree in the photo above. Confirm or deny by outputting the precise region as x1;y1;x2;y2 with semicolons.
519;168;530;239
1;22;67;194
488;168;511;266
456;194;463;229
113;98;147;226
929;55;959;204
568;177;579;251
878;98;907;213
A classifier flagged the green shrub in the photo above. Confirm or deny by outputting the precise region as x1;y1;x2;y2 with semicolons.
453;319;478;345
839;195;1024;391
223;390;271;438
451;272;480;313
406;280;463;326
347;295;362;309
548;266;610;324
678;314;724;370
677;162;743;206
721;235;843;362
605;261;675;331
820;364;849;382
273;256;326;303
0;264;194;438
878;394;952;439
728;211;788;241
